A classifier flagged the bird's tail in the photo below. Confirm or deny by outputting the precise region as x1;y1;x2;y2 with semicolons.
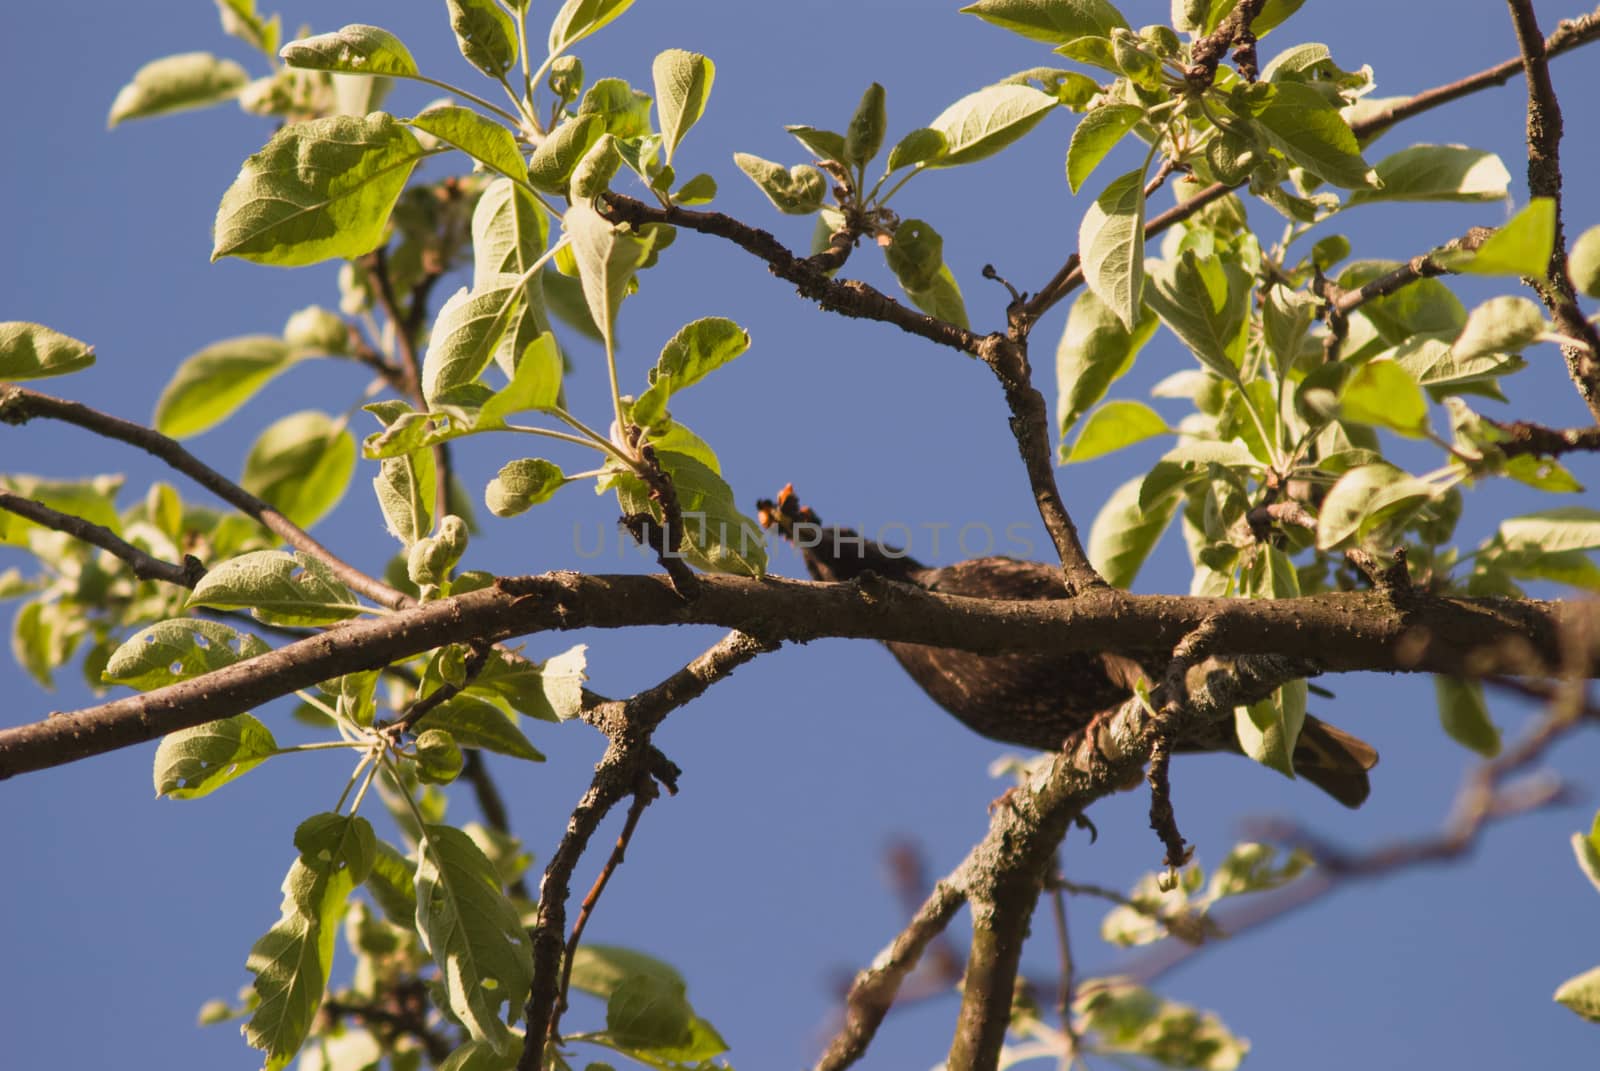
1293;716;1379;809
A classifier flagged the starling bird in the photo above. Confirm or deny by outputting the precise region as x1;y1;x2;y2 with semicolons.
757;485;1377;808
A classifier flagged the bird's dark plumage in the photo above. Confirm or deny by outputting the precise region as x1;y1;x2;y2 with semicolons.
757;486;1377;807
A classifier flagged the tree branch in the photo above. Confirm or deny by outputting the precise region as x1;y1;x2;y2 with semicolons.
1506;0;1600;419
0;385;410;611
3;573;1590;780
0;491;205;588
1487;417;1600;456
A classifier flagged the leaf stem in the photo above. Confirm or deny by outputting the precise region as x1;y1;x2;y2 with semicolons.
405;72;526;129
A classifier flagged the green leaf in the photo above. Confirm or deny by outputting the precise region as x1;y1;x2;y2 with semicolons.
674;172;717;205
1437;198;1555;278
447;0;518;77
1088;475;1179;588
549;0;636;54
527;114;608;193
1433;676;1500;758
612;453;767;576
844;83;888;167
1056;289;1157;437
1078;167;1146;330
415;728;465;783
365;841;419;926
1139;439;1260;513
1144;251;1250;379
577;78;653;139
152;713;279;799
422;279;531;407
1077;980;1249;1071
1250;80;1377;189
375;450;436;547
1315;463;1435;549
606;974;695;1051
1235;679;1306;778
104;617;270;691
1339;359;1428;436
960;0;1128;45
1347;144;1510;205
245;819;370;1071
1555;966;1600;1023
1574;822;1600;894
649;318;751;397
107;52;248;127
0;474;123;547
732;153;826;214
1067;103;1143;193
241;411;357;530
473;179;550;288
1452;296;1544;362
486;459;569;517
415;824;534;1053
478;333;563;426
213;114;429;266
471;644;587;722
1500;507;1600;552
416;694;545;762
1063;400;1169;463
0;322;95;381
189;550;363;625
278;24;419;77
217;0;281;56
569;132;622;199
565;201;657;351
1569;223;1600;298
153;335;295;438
902;264;971;329
786;125;846;162
1392;335;1523;399
653;49;714;165
886;127;948;172
408;105;525;180
924;84;1057;168
283;306;350;355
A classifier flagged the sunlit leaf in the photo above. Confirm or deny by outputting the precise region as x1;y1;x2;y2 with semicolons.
108;52;248;127
0;322;94;381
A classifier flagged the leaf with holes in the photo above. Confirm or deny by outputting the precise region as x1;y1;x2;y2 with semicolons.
189;550;363;625
104;618;270;691
152;714;279;799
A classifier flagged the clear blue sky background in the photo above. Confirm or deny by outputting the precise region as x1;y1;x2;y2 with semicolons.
4;1;1600;1068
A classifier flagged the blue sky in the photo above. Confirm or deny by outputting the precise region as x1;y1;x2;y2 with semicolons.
3;1;1600;1068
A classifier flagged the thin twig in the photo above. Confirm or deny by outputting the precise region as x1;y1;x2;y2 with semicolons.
1486;418;1600;457
0;385;409;610
0;492;204;588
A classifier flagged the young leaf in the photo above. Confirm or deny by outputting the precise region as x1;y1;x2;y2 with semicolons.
1555;966;1600;1023
470;644;587;722
569;132;622;199
1063;400;1169;463
415;694;545;762
1057;289;1157;437
564;201;657;350
1339;359;1428;437
1315;463;1435;549
1087;475;1179;588
924;84;1056;168
612;453;767;576
152;714;279;799
0;322;94;381
527;114;608;193
1235;679;1306;778
1251;81;1378;189
1079;167;1146;331
1347;144;1510;205
213;114;430;266
959;0;1128;45
1452;296;1544;362
886;127;948;172
650;318;751;397
104;617;270;691
421;280;528;407
415;824;534;1054
1569;223;1600;297
107;52;248;127
218;0;281;56
901;264;971;329
473;179;550;288
375;450;436;547
577;77;653;138
278;24;420;77
478;333;563;426
408;105;525;180
446;0;518;77
549;0;636;54
241;411;357;530
732;154;826;214
653;49;715;166
1066;103;1143;193
1433;676;1501;758
1144;252;1250;381
153;336;296;439
189;550;363;625
1436;198;1555;278
486;459;568;517
1499;507;1600;552
844;83;888;167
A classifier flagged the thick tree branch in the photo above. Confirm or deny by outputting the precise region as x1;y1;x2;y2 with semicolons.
1506;0;1600;419
0;492;204;588
0;385;410;611
2;573;1590;780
